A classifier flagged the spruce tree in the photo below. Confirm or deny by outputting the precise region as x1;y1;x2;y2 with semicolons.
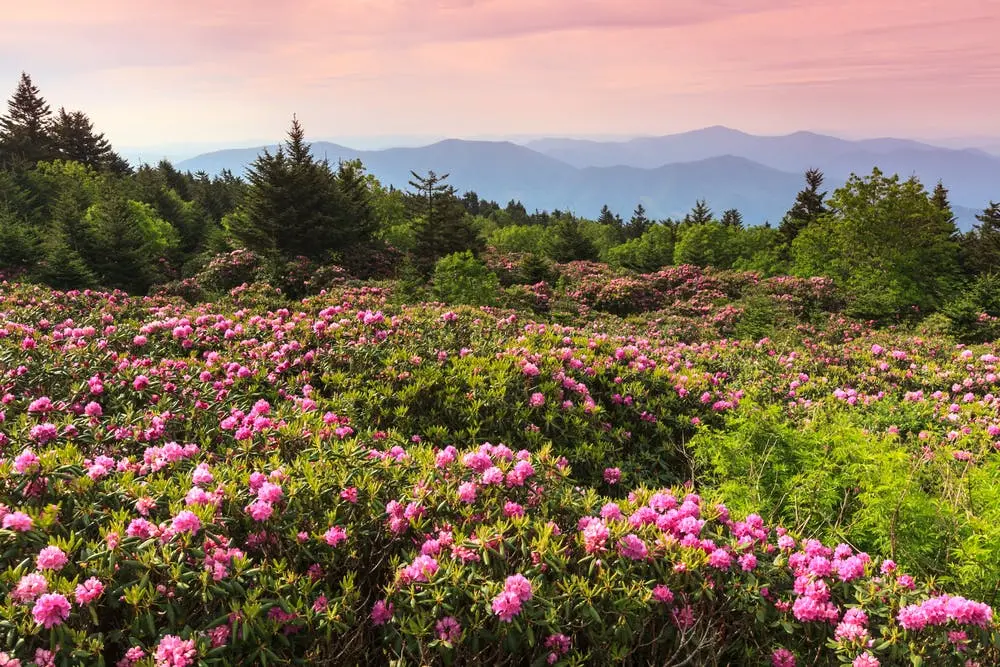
720;208;744;228
624;203;651;240
779;168;827;245
228;117;346;262
961;202;1000;276
550;217;598;262
407;170;480;272
0;73;55;167
684;199;714;224
51;108;128;174
334;158;378;247
930;181;957;226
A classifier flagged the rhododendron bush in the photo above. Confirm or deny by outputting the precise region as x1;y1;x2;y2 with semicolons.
0;282;997;665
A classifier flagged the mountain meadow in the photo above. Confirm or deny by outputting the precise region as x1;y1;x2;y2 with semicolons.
1;73;1000;665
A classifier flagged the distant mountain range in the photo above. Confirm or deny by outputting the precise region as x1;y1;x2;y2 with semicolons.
177;127;1000;230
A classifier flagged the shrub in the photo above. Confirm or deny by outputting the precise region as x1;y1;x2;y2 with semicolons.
432;251;501;306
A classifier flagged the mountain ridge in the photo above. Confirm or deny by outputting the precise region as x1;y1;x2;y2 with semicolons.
177;128;998;230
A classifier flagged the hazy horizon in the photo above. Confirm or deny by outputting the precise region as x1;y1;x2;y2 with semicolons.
4;0;998;149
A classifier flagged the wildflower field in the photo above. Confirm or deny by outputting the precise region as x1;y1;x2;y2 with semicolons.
0;265;998;666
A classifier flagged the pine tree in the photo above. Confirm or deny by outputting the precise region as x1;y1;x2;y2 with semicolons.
961;202;1000;276
930;181;957;226
550;217;598;262
0;73;55;167
334;158;378;248
51;108;128;174
684;199;714;224
407;170;480;272
779;168;827;245
227;116;346;262
623;203;651;240
720;208;744;228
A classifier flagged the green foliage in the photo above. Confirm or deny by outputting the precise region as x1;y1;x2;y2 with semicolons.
228;118;374;263
792;169;961;319
606;223;675;272
408;171;482;272
673;221;738;269
940;273;1000;342
432;251;501;306
487;224;556;256
549;217;598;262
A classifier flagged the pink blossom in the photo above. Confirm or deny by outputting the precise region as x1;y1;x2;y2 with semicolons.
246;500;273;522
324;525;347;547
36;546;68;571
74;577;105;605
852;652;879;667
171;510;201;534
491;590;523;622
770;648;796;667
31;593;71;628
435;616;462;642
154;635;196;667
652;585;674;603
3;511;33;532
371;599;394;625
12;573;48;603
457;482;478;503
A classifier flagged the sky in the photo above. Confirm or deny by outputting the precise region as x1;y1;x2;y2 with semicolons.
2;0;999;151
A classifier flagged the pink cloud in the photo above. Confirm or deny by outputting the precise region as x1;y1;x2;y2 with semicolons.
0;0;996;144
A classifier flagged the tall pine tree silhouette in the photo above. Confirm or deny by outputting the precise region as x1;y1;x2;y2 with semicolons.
51;107;129;174
779;168;827;245
407;170;480;272
0;73;55;167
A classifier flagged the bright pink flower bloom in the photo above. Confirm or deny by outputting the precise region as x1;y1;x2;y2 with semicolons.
324;525;347;547
74;577;105;605
154;635;196;667
31;593;70;628
171;510;201;534
36;546;68;571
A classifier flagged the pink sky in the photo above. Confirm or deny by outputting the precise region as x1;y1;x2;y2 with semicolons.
2;0;998;146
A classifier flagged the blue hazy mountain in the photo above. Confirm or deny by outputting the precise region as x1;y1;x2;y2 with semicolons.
177;128;998;229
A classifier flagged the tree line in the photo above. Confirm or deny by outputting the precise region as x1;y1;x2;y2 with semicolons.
2;72;1000;319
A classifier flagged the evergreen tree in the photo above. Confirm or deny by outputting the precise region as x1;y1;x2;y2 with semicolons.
791;168;960;317
961;202;1000;276
930;181;957;226
406;170;480;272
504;200;529;226
779;168;827;245
550;217;598;262
334;159;379;248
684;199;714;224
0;72;54;167
720;208;744;228
227;117;348;262
85;195;161;292
623;203;651;240
51;108;128;174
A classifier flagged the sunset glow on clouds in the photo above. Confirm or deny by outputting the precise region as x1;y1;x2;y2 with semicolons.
1;0;997;146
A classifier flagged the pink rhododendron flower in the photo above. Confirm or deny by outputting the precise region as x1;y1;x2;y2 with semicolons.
12;573;48;603
74;577;105;605
154;635;196;667
31;593;70;628
171;510;201;534
371;599;394;625
324;525;347;547
36;546;68;571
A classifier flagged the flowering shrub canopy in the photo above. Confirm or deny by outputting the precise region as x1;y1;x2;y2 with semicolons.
0;280;995;665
